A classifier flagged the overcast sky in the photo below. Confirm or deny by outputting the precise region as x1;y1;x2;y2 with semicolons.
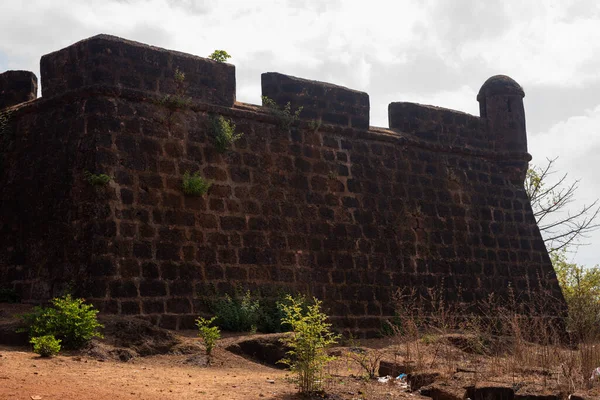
2;0;599;266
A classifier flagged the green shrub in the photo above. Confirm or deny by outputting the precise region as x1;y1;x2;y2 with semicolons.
196;316;221;358
20;294;103;349
279;295;340;394
182;171;211;196
261;96;303;131
84;170;111;186
208;50;231;63
211;115;243;153
0;287;20;303
30;335;61;357
213;291;260;332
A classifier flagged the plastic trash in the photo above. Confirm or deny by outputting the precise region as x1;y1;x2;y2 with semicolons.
590;367;600;380
396;373;407;380
378;376;391;383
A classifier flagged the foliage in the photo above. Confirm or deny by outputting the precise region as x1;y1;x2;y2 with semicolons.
208;290;292;333
213;291;260;332
19;294;103;349
526;157;599;252
181;171;211;196
553;250;600;340
30;335;61;357
211;115;243;153
278;295;340;394
174;68;185;84
157;94;193;111
261;96;303;131
196;316;221;357
0;287;20;303
208;50;231;63
84;170;111;186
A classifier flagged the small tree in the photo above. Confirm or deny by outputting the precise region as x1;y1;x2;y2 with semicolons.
196;316;221;360
278;295;340;394
526;157;600;252
208;50;231;63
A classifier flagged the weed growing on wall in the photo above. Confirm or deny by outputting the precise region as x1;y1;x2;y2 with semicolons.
208;50;231;63
211;115;243;153
156;68;193;111
196;316;221;359
20;294;103;349
261;96;303;131
182;171;211;196
279;295;340;394
84;170;111;186
30;335;61;357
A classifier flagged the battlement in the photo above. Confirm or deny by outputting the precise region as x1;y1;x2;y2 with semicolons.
1;34;528;156
0;70;37;109
40;34;235;106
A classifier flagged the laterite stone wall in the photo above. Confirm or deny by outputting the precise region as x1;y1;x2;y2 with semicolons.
0;35;564;336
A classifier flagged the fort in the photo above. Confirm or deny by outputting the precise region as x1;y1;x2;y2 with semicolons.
0;35;563;336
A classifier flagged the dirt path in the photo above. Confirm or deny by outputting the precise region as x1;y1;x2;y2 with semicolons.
0;345;295;400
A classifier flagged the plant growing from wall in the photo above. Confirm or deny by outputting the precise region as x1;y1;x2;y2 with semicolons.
30;335;61;357
156;68;193;111
84;170;111;186
182;171;211;196
208;50;231;63
196;316;221;360
262;96;303;131
278;295;340;395
211;115;243;153
19;294;103;349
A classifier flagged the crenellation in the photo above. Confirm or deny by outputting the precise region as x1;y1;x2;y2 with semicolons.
261;72;370;129
41;34;235;106
0;70;38;110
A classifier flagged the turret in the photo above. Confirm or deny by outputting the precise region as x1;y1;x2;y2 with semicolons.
477;75;527;153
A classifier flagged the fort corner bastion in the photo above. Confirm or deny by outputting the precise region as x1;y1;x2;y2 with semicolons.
0;35;564;336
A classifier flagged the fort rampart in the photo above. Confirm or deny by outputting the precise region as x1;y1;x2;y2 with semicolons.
0;35;563;336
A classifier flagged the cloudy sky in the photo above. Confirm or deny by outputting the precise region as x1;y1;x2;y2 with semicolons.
2;0;599;266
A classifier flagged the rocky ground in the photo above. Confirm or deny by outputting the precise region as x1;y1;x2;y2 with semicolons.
1;304;599;400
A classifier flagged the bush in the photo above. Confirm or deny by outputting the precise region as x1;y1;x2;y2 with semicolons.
84;170;111;186
211;115;243;153
196;316;220;358
30;335;61;357
279;295;340;394
261;96;303;131
213;291;260;332
20;294;103;349
208;50;231;63
181;171;211;196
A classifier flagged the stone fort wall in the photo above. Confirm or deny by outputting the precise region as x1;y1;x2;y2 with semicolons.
0;35;563;335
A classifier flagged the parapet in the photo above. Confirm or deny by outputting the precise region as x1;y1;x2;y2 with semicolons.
388;102;487;149
261;72;369;129
1;34;529;157
40;34;235;107
0;70;38;110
